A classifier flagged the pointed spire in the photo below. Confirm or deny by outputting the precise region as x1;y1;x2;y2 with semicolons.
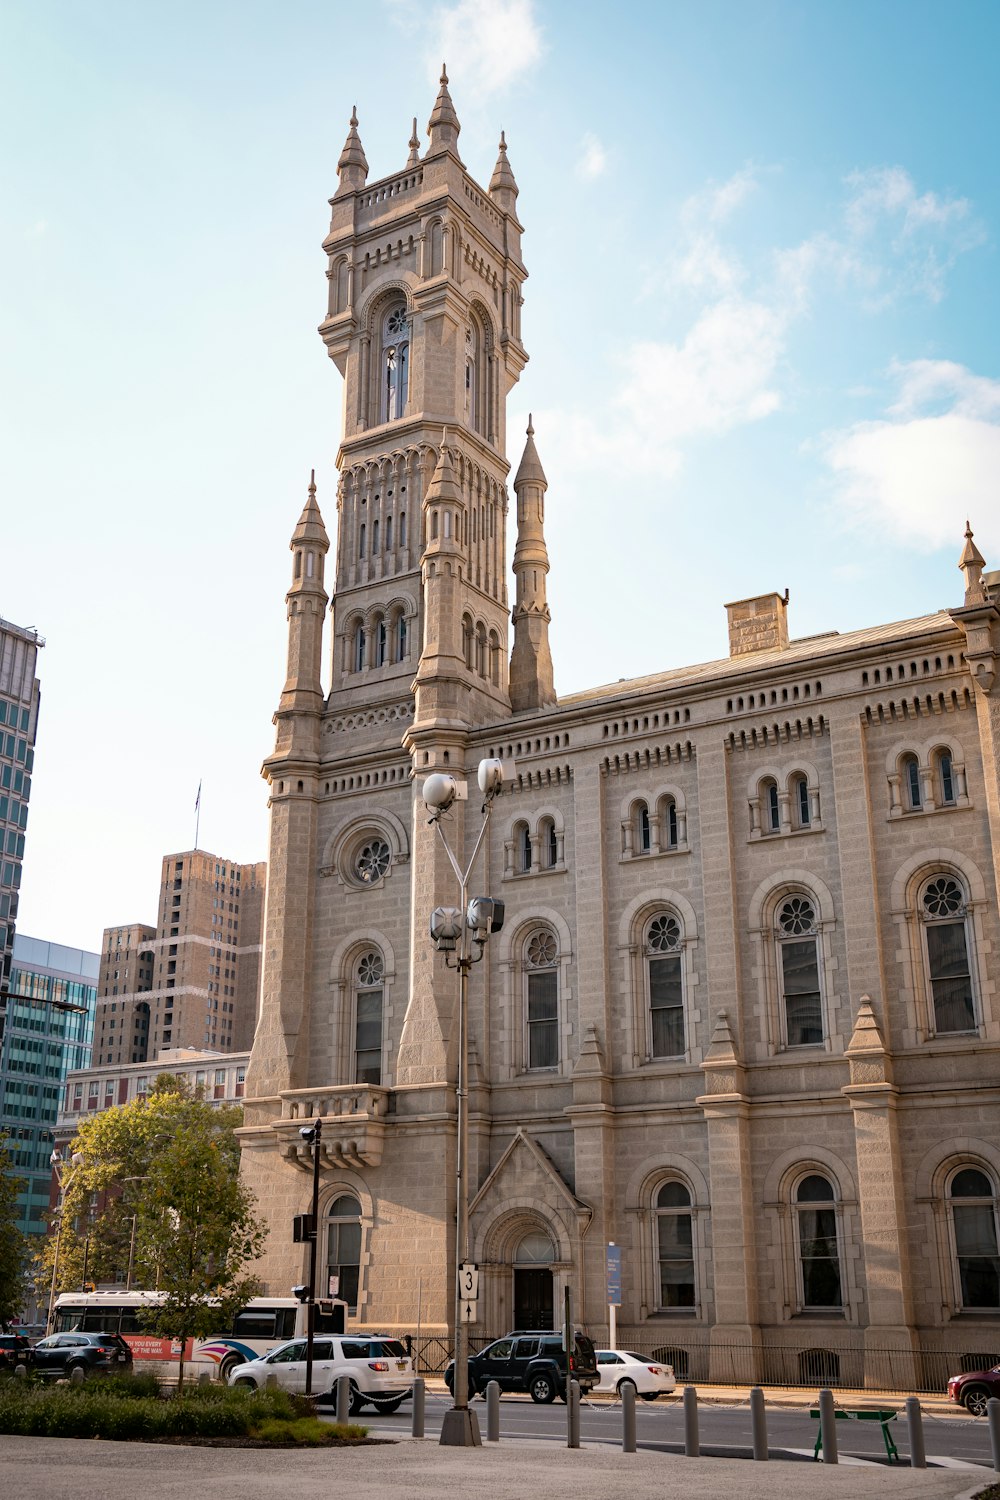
425;63;462;159
423;430;463;510
336;106;369;193
489;129;519;210
406;116;421;167
292;470;329;549
514;413;547;489
959;519;987;604
510;415;555;712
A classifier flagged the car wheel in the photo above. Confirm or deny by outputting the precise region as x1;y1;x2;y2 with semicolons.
218;1352;244;1381
230;1377;257;1393
963;1384;991;1418
640;1392;660;1402
617;1378;638;1399
529;1373;556;1404
348;1380;366;1417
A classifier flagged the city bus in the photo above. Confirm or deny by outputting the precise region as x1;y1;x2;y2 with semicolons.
52;1290;346;1381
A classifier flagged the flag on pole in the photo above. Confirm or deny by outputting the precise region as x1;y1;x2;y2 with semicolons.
194;780;202;814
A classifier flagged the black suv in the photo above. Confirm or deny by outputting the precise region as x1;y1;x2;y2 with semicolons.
29;1331;133;1378
0;1333;31;1373
446;1330;598;1403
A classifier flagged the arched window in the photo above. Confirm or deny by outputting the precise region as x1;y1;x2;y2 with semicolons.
661;796;678;850
380;304;409;423
762;779;780;833
516;822;531;874
353;623;366;673
646;912;685;1059
326;1195;362;1311
921;876;975;1033
636;801;651;854
655;1181;695;1310
525;930;558;1070
949;1168;1000;1309
902;753;922;811
395;613;408;662
539;817;557;870
374;616;387;668
791;774;810;829
359;522;366;559
936;749;956;806
776;895;823;1046
465;323;478;431
385;515;392;551
795;1174;842;1308
354;950;383;1084
372;519;379;553
399;510;406;548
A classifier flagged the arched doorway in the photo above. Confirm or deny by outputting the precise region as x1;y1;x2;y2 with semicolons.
513;1230;554;1330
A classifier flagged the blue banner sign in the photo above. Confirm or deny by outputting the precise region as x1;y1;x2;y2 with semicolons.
606;1244;622;1306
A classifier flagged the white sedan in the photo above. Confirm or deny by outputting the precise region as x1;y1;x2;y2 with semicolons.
595;1349;677;1400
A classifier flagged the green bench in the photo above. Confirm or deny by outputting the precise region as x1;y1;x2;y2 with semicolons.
809;1406;899;1463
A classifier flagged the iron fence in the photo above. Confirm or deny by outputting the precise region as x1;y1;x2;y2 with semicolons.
409;1330;1000;1394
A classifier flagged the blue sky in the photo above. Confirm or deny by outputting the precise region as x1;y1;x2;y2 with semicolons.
1;0;998;951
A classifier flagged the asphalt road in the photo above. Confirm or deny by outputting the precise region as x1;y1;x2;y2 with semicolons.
350;1390;997;1470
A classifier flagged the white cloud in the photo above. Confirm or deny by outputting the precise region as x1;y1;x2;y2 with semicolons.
681;167;759;227
823;361;1000;555
575;132;607;180
413;0;544;98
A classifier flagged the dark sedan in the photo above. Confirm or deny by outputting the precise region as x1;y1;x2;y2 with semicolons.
29;1331;133;1378
0;1333;31;1372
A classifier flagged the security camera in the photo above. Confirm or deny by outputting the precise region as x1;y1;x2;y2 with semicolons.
467;897;505;940
430;906;464;952
422;773;468;815
477;758;505;799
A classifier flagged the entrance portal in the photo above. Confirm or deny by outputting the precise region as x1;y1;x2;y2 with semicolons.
512;1230;556;1330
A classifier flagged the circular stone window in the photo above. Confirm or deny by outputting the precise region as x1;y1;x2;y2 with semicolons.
354;838;391;885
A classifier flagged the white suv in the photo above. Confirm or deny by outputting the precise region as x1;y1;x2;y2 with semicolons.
228;1334;413;1414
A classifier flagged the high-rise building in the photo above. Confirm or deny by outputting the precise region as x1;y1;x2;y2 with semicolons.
0;615;42;1010
3;935;97;1235
93;851;266;1066
240;75;1000;1390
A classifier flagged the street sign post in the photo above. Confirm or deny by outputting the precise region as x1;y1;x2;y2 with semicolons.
458;1263;480;1301
460;1299;478;1323
606;1243;622;1348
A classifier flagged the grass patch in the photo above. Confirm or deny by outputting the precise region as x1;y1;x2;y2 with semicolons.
0;1378;370;1444
973;1486;1000;1500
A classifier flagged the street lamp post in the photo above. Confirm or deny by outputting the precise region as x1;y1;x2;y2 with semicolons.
46;1148;83;1333
298;1118;323;1397
423;758;508;1450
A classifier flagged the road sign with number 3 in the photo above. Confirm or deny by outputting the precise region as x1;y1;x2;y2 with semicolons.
458;1262;480;1300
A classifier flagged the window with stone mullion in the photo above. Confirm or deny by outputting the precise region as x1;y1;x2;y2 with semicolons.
780;940;822;1046
527;970;558;1069
649;954;684;1058
926;922;975;1033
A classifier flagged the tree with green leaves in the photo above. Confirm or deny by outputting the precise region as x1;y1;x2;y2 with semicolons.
0;1132;28;1329
36;1086;267;1382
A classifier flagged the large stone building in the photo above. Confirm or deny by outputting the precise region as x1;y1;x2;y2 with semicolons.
93;850;266;1066
0;614;42;1007
240;74;1000;1387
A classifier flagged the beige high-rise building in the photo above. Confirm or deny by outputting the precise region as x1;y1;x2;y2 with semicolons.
93;851;266;1066
239;74;1000;1389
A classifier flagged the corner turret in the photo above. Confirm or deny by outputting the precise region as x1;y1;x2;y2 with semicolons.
425;64;462;161
279;471;330;714
510;417;556;711
336;107;369;194
489;131;519;214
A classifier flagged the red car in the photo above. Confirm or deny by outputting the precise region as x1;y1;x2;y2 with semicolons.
947;1363;1000;1417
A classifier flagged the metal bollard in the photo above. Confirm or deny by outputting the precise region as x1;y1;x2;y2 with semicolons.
336;1374;351;1426
198;1371;211;1386
69;1366;85;1386
411;1376;425;1439
567;1378;581;1449
683;1384;699;1457
905;1396;926;1469
750;1385;768;1461
988;1397;1000;1475
486;1380;500;1442
621;1381;636;1453
13;1364;26;1381
818;1389;838;1465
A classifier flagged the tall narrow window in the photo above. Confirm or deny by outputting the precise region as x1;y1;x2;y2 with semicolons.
637;802;651;854
540;817;558;870
655;1182;695;1309
353;623;366;673
795;1174;842;1307
517;822;532;874
525;931;558;1070
399;510;406;547
646;913;684;1058
465;325;477;429
372;519;379;553
949;1168;1000;1309
326;1196;362;1310
793;774;810;828
662;797;678;850
937;750;956;806
777;896;823;1046
359;522;366;559
381;306;409;422
354;951;383;1084
395;614;407;662
922;876;975;1033
385;515;392;551
902;754;922;810
763;779;780;833
375;618;387;667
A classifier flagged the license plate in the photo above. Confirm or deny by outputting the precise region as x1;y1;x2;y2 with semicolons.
396;1361;406;1371
118;1354;126;1362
